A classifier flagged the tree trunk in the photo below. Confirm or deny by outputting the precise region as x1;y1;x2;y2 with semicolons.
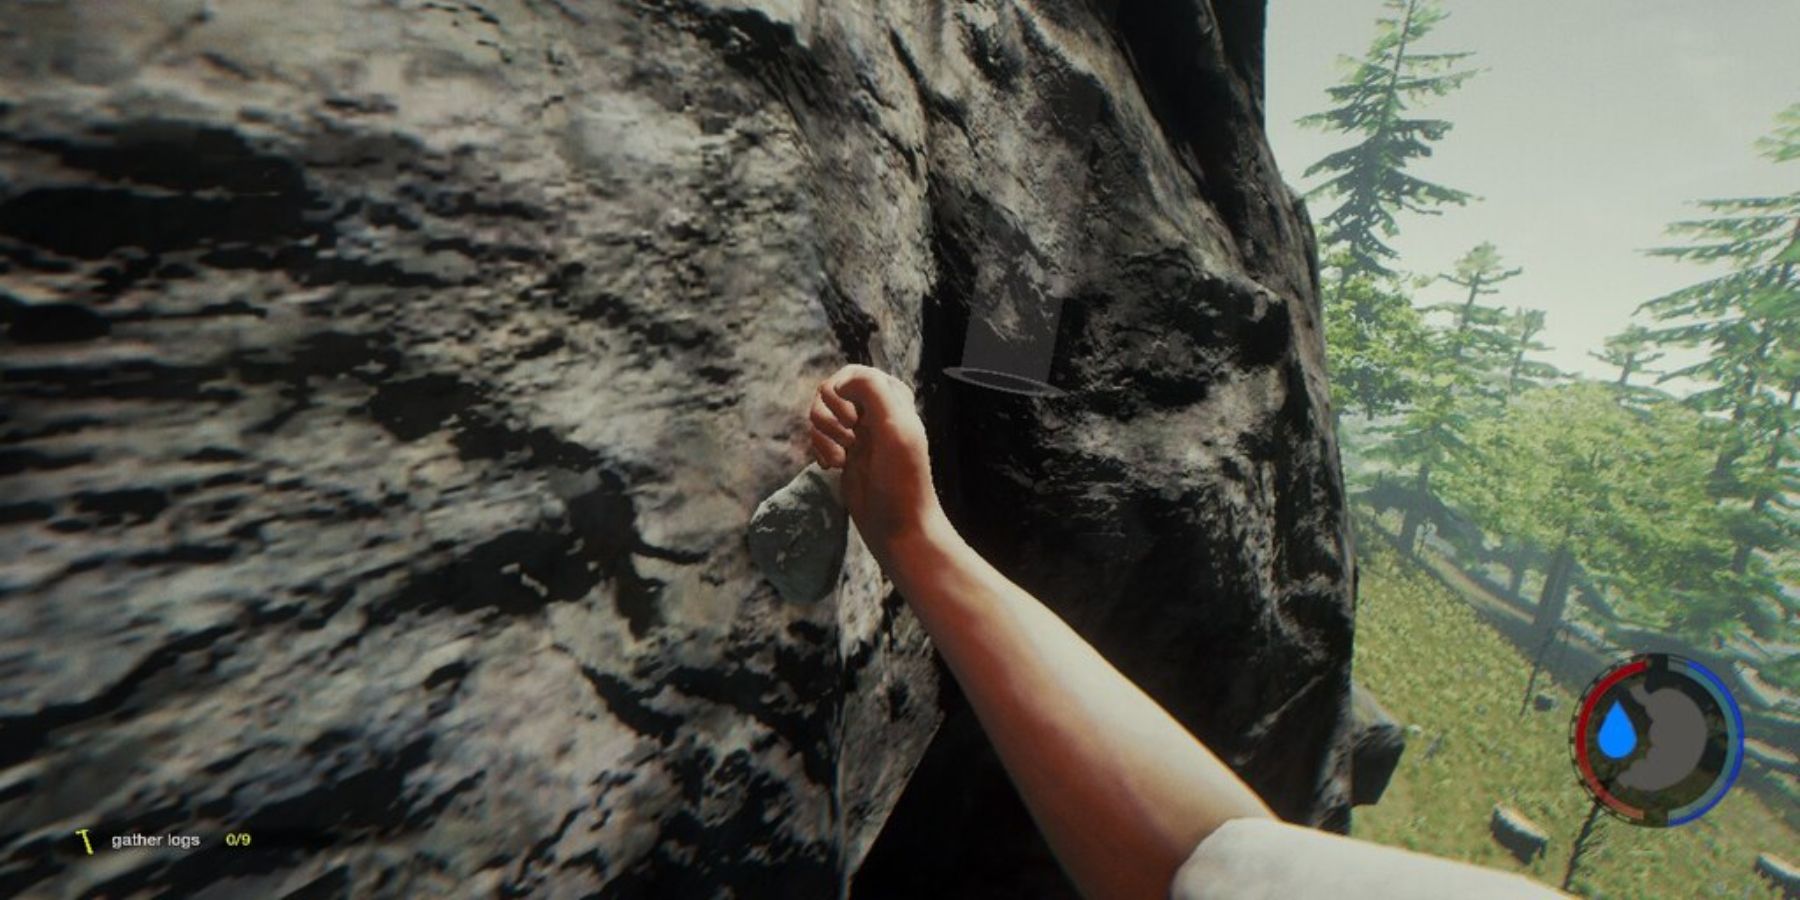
1518;625;1560;718
1448;278;1482;363
1332;265;1353;309
1729;381;1796;576
1533;544;1574;636
1519;543;1573;717
1507;545;1528;597
1398;463;1432;553
1708;331;1774;494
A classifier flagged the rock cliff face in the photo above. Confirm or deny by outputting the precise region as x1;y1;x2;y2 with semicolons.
0;1;1352;898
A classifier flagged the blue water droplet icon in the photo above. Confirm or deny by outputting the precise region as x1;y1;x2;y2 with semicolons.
1597;701;1638;759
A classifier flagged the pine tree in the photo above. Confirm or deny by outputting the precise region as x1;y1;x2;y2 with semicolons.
1731;371;1798;598
1498;308;1558;401
1639;102;1800;631
1373;244;1522;548
1756;101;1800;163
1429;242;1522;371
1323;251;1434;423
1372;367;1471;552
1299;0;1479;282
1589;325;1664;390
1439;386;1734;644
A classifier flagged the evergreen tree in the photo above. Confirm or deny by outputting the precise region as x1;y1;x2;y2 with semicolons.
1440;386;1733;643
1370;244;1522;548
1589;325;1664;390
1371;366;1472;551
1756;101;1800;163
1299;0;1478;282
1323;253;1434;423
1639;102;1800;630
1429;242;1523;372
1498;307;1559;401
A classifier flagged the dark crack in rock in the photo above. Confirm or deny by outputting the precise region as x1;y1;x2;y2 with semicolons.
0;1;1350;897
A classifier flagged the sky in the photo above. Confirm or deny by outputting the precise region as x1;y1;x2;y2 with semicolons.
1264;0;1800;381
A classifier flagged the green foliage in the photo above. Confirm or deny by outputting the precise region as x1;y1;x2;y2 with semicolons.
1361;244;1535;537
1498;308;1560;400
1754;101;1800;163
1436;385;1606;549
1766;649;1800;694
1423;243;1528;400
1299;0;1478;279
1324;257;1434;420
1370;368;1470;476
1640;102;1799;423
1637;104;1800;625
1588;325;1665;397
1439;385;1738;640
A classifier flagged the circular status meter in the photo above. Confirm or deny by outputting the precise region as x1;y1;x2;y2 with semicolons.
1570;653;1744;827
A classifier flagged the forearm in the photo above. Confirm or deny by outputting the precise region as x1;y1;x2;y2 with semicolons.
876;516;1273;900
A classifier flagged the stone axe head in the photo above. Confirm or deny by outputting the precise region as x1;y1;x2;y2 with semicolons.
746;463;847;605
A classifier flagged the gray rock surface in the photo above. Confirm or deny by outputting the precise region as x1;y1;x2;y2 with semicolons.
1490;805;1550;865
1349;682;1405;807
1756;852;1800;899
0;0;1352;897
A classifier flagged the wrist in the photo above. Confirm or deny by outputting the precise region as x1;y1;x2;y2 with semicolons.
872;507;962;572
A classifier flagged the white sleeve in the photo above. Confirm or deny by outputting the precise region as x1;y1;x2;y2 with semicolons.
1170;818;1568;900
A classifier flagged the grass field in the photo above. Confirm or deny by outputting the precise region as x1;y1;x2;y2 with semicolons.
1349;537;1796;898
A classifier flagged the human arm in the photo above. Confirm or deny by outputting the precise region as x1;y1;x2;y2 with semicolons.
808;365;1274;900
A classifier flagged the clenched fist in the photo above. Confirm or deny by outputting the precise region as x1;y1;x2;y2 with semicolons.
808;365;948;556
